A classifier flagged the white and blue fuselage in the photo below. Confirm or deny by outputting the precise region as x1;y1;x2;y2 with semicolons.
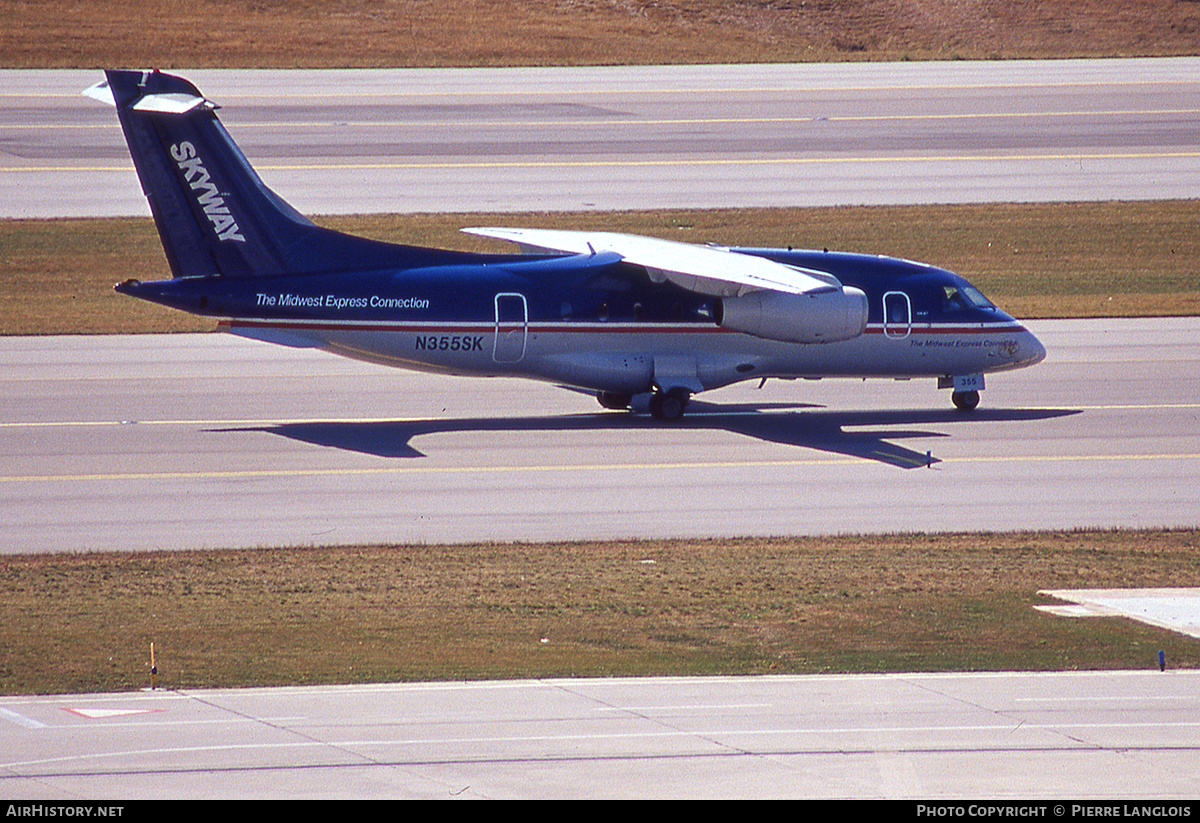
94;69;1044;420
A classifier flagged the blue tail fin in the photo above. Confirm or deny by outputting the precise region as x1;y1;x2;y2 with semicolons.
94;69;473;279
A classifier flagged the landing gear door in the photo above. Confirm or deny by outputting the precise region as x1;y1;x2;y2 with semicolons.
883;291;911;339
493;293;528;363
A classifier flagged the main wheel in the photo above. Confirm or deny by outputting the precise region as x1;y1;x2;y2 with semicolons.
952;390;980;411
597;390;632;410
649;389;689;422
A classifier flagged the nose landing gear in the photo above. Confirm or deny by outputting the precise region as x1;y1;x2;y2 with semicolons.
940;374;984;412
952;389;980;411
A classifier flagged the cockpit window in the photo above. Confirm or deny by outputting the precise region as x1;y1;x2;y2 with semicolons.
942;286;968;312
960;284;995;308
942;284;994;312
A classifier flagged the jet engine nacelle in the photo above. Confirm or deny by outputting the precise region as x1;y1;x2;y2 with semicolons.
715;286;868;344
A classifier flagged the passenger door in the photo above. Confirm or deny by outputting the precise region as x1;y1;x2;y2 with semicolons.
493;293;528;363
883;291;912;339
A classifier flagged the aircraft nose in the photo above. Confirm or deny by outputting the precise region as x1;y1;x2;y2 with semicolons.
1023;327;1047;366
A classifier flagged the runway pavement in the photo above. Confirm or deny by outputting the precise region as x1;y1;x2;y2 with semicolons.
2;670;1199;799
3;60;1196;552
2;60;1197;551
3;58;1200;217
2;317;1198;554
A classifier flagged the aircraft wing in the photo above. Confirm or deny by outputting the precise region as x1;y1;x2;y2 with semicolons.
463;228;842;298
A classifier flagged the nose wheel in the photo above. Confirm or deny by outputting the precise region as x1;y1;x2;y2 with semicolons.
952;390;980;411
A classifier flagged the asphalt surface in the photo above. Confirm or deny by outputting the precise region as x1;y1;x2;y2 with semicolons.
3;317;1198;554
3;59;1200;217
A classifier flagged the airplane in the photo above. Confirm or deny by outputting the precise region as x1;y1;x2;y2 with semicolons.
86;69;1045;422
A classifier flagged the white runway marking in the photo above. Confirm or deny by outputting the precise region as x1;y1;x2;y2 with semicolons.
0;707;45;729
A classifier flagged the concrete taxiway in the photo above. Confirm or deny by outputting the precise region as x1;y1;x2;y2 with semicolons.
2;669;1199;799
3;58;1199;218
1040;589;1200;639
2;317;1198;554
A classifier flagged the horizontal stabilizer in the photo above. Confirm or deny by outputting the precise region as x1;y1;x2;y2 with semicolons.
83;80;209;114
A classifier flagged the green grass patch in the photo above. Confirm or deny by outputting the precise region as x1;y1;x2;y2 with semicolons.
2;530;1198;694
3;201;1199;335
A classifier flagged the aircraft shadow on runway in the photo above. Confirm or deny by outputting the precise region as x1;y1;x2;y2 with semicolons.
217;403;1079;470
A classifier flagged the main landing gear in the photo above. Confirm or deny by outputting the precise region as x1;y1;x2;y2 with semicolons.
648;388;690;422
596;390;632;410
595;388;691;422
